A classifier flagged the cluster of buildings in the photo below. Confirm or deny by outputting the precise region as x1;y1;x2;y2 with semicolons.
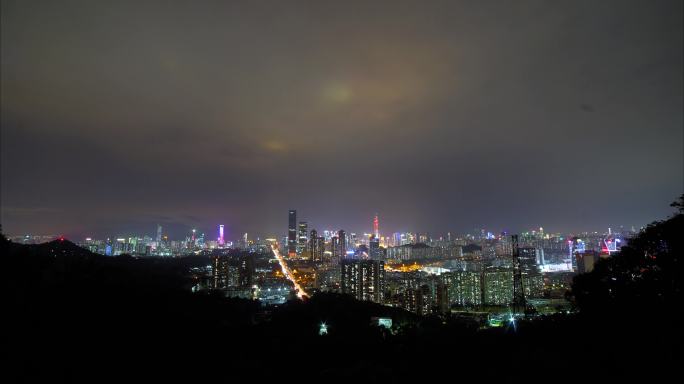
10;211;632;318
278;210;630;317
66;224;268;257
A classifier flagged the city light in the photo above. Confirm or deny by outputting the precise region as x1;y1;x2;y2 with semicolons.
2;0;680;378
271;244;309;299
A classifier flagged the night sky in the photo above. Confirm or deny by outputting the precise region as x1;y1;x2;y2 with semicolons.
1;0;682;239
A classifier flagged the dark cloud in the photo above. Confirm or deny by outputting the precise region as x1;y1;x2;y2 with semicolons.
1;0;682;239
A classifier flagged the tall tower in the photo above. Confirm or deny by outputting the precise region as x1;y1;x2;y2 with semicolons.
332;236;340;264
156;224;163;243
338;229;347;259
373;214;379;238
288;210;297;257
218;224;225;246
309;229;324;261
309;229;317;260
297;221;308;256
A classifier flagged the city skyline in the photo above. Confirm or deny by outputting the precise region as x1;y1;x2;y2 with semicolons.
1;0;682;238
2;209;646;242
2;1;681;380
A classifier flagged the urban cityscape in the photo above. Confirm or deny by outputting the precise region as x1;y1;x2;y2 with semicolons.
2;0;681;382
8;211;632;323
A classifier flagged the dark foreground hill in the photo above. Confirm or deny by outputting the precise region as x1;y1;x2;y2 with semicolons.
2;200;682;383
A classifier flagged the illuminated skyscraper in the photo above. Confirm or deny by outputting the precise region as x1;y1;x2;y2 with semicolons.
392;232;402;247
218;224;225;246
156;224;162;243
369;235;382;260
331;236;340;263
309;229;324;262
288;210;297;256
309;229;317;260
297;221;308;256
337;230;347;259
341;259;385;303
404;284;431;315
373;214;379;238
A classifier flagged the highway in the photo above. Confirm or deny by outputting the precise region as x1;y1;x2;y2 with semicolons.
271;244;309;299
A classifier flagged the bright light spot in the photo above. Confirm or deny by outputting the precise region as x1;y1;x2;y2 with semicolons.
263;140;287;152
508;312;517;331
324;84;353;104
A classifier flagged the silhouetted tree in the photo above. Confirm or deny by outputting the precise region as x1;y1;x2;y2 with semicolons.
572;195;683;314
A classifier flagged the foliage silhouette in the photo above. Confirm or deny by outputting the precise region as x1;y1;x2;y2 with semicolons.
572;195;683;314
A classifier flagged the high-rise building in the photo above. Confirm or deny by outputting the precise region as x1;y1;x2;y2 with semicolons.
369;236;382;260
433;279;450;314
536;248;545;266
297;221;308;256
337;230;347;259
212;256;223;289
288;210;297;256
373;214;379;238
340;259;385;303
212;254;255;289
218;224;225;246
404;285;431;315
386;243;443;260
392;233;401;247
483;267;514;305
309;229;318;258
418;233;429;243
309;229;324;262
444;270;483;306
238;254;255;287
156;224;163;243
522;271;544;298
519;247;540;271
331;236;340;262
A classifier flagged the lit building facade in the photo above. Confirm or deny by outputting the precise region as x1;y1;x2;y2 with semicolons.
369;236;383;260
340;259;385;303
443;270;483;306
483;268;514;305
309;229;324;261
337;230;347;259
386;243;459;261
288;210;297;256
297;221;308;256
522;271;544;298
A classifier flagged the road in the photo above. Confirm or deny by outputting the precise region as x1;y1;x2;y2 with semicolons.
271;244;309;299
